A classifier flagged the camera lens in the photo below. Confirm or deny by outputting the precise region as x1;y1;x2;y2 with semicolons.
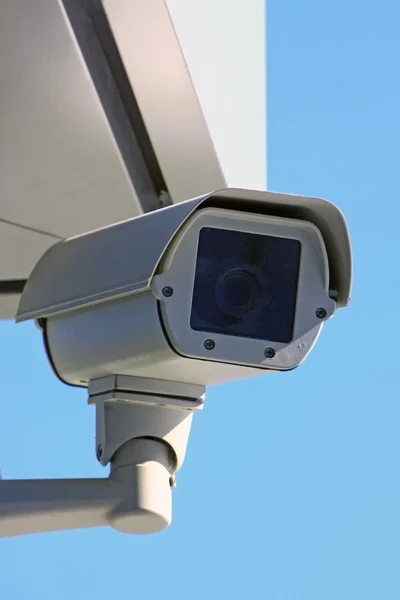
215;268;264;318
190;227;301;344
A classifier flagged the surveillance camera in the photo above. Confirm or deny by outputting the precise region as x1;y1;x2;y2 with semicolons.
7;188;351;538
17;188;352;388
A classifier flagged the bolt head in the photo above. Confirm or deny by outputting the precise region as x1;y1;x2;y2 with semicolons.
204;339;215;350
264;347;275;359
162;286;173;297
316;307;327;319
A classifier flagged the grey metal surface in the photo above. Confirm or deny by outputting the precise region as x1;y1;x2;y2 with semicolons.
101;0;226;203
0;222;60;279
90;376;202;468
17;189;352;324
155;208;335;371
16;189;352;389
0;0;226;318
88;374;205;403
0;438;174;537
0;1;145;245
17;199;199;322
0;477;118;538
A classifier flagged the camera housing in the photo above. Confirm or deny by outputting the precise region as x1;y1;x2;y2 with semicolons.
16;188;352;387
9;188;352;537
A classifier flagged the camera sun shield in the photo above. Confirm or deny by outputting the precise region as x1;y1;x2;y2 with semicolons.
153;208;336;371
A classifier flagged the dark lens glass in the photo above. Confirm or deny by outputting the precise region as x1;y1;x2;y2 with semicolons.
215;268;263;317
190;227;301;344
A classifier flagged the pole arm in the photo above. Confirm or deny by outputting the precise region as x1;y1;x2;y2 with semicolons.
0;438;174;538
0;477;118;538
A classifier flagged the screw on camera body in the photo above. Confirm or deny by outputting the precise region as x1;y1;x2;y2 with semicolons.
96;445;103;461
204;339;215;350
162;286;173;297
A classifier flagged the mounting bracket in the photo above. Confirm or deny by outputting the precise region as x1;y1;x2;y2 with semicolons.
0;376;205;538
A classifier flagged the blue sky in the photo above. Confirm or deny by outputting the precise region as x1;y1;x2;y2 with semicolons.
1;1;400;599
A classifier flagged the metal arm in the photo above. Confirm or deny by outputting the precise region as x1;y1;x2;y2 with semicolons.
0;378;204;538
0;477;118;538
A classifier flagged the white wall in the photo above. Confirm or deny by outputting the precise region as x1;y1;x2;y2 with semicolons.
166;1;267;190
